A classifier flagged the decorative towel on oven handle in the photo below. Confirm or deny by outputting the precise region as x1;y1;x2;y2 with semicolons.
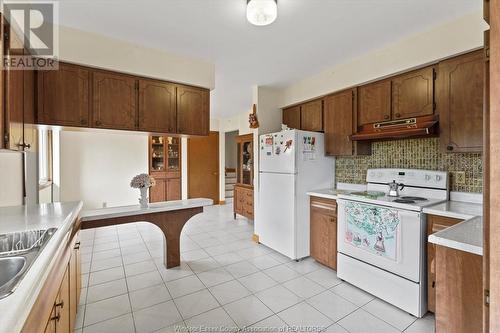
344;201;401;261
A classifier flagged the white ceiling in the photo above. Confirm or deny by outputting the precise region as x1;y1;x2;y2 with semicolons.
57;0;481;118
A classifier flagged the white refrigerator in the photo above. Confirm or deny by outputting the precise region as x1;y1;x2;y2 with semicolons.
0;149;25;207
258;130;334;260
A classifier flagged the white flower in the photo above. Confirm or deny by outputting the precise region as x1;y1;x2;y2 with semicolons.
130;173;156;188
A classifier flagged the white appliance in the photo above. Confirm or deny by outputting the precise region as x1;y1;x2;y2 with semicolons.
258;129;334;260
0;150;25;207
337;168;449;317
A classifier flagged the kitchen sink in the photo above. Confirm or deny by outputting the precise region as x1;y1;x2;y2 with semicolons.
0;228;57;299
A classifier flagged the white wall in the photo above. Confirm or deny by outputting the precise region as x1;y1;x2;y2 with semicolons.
59;25;215;90
280;11;487;107
60;130;148;209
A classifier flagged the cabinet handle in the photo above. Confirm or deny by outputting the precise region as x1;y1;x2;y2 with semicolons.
446;145;454;151
74;241;81;250
432;281;435;288
330;218;335;223
384;115;390;120
395;113;401;118
55;301;64;308
50;314;60;322
16;143;31;150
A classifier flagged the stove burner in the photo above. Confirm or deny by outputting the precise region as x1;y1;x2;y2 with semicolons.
401;196;428;201
393;199;416;204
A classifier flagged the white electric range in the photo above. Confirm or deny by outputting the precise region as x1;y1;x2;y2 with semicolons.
336;168;449;317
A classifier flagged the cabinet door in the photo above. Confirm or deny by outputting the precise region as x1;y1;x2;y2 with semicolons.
324;90;355;156
92;71;137;130
55;267;71;333
435;246;482;333
283;106;301;129
392;66;434;119
43;308;57;333
438;51;484;152
38;63;90;127
150;177;167;203
69;238;81;331
244;189;254;219
328;219;337;269
138;79;176;133
75;240;81;306
177;85;209;136
166;178;181;201
310;209;331;266
5;65;24;150
357;80;391;125
300;99;323;131
427;215;462;313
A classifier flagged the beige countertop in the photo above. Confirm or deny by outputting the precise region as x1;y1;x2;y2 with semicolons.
0;201;83;333
423;200;483;220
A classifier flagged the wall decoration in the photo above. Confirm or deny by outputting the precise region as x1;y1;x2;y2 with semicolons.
249;104;259;129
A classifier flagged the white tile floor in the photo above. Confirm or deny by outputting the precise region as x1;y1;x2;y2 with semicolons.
74;204;435;333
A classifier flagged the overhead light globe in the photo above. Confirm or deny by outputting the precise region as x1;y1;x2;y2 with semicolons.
246;0;277;26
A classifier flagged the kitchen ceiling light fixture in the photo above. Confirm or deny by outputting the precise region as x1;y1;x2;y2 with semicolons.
246;0;278;26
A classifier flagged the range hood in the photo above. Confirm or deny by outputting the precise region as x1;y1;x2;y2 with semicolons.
350;115;438;141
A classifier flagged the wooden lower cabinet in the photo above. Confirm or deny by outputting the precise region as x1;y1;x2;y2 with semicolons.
435;245;483;333
22;230;81;333
309;197;337;270
150;175;181;202
426;214;462;313
43;308;57;333
233;185;254;220
55;268;71;333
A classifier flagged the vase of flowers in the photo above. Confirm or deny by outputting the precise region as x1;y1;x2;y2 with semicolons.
130;173;156;208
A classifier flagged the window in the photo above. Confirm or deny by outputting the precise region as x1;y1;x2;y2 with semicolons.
38;129;53;186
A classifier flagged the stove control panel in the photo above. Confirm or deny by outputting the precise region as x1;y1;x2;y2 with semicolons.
366;168;449;190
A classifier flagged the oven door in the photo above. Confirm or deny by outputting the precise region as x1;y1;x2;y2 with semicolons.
337;199;423;282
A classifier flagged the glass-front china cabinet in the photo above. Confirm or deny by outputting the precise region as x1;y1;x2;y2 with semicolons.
149;136;181;202
233;134;254;220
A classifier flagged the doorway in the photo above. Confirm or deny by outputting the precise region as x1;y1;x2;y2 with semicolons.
224;131;238;203
188;132;219;204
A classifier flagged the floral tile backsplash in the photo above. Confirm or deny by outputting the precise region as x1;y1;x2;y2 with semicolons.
335;138;483;193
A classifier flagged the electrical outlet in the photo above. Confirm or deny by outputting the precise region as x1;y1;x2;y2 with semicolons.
454;171;466;185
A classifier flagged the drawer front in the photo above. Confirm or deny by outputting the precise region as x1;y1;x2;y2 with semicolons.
310;196;337;216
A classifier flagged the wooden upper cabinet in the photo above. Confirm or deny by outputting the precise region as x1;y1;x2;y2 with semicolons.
138;79;176;133
5;66;25;150
357;80;391;125
438;50;484;153
324;89;354;156
92;71;137;130
392;66;435;119
177;85;209;136
38;63;90;127
300;99;323;131
282;105;301;129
